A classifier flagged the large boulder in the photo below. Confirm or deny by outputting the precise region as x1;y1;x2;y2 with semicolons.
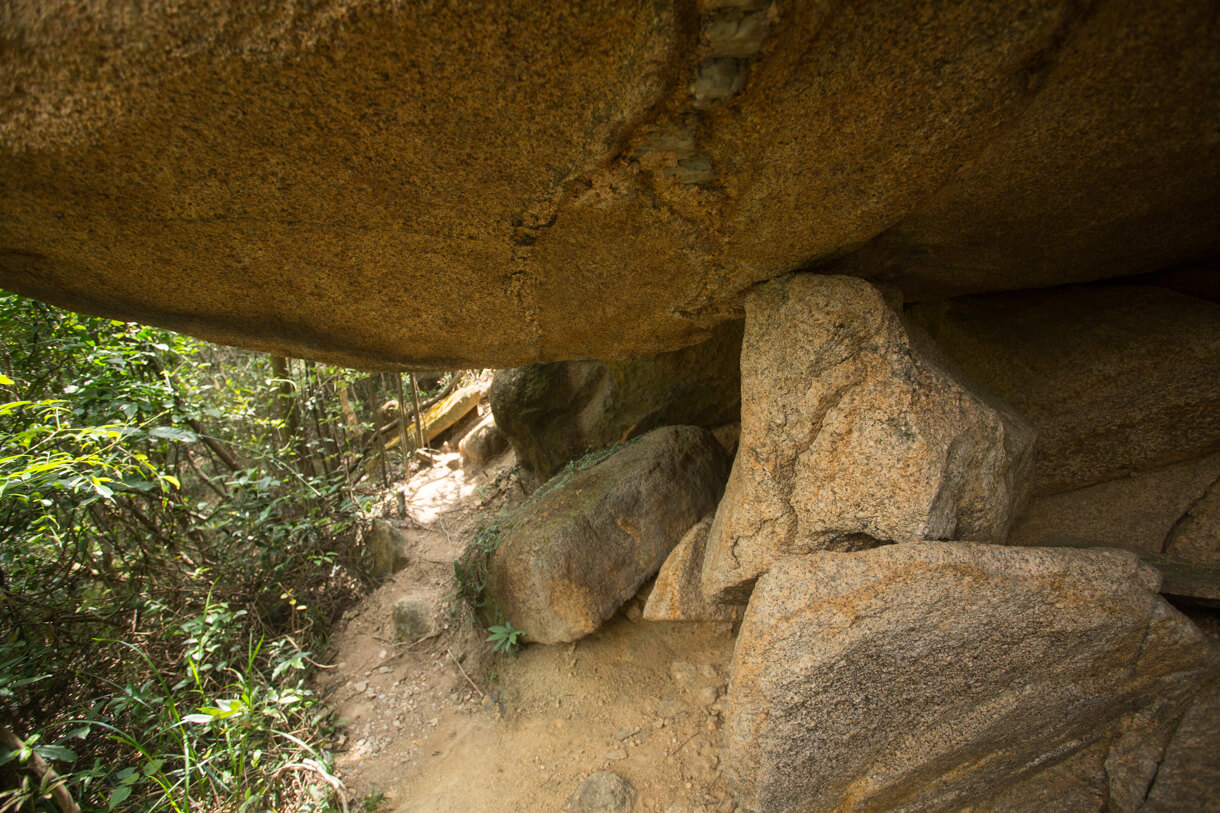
489;321;742;485
484;425;728;644
908;285;1220;495
2;3;1218;368
724;542;1218;813
1008;454;1220;565
968;681;1220;813
701;275;1034;603
823;0;1220;305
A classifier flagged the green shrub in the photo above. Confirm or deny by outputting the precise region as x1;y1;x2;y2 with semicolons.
0;292;367;811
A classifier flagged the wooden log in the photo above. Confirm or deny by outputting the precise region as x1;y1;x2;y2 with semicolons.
382;383;485;454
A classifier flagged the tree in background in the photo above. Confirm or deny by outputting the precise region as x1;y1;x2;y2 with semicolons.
0;293;381;812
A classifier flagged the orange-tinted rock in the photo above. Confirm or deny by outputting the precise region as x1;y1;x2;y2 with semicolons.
486;426;728;644
2;2;1217;367
643;515;742;623
725;543;1218;812
701;275;1034;603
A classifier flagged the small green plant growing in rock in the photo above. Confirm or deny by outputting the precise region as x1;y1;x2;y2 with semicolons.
486;622;525;656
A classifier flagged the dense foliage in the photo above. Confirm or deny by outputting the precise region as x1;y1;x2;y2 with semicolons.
0;294;389;811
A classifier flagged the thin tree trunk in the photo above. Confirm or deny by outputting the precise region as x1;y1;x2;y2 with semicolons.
373;376;457;439
183;448;228;499
305;362;332;477
372;375;388;488
146;357;241;472
183;417;241;472
272;356;312;476
338;386;361;433
408;373;425;449
391;373;411;479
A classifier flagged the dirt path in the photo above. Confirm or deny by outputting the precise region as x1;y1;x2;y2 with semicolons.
316;451;743;812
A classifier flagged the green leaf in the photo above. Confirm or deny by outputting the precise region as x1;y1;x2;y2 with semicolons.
35;743;76;763
148;426;198;443
108;784;133;808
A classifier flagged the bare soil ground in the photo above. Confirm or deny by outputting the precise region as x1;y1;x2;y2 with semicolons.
316;449;743;813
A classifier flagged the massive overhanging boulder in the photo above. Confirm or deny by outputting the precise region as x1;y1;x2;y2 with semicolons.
2;1;1218;367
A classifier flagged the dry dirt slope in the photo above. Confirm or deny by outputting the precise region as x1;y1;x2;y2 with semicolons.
317;451;744;813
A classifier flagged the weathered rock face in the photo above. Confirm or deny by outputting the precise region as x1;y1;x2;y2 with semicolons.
486;426;728;645
565;771;636;813
966;684;1220;813
724;542;1218;813
489;321;742;484
2;3;1217;368
1165;476;1220;570
908;286;1220;495
961;741;1117;813
642;515;741;623
1008;454;1220;566
362;519;409;579
701;275;1034;603
391;592;435;645
1141;679;1220;813
824;0;1220;304
457;413;508;467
